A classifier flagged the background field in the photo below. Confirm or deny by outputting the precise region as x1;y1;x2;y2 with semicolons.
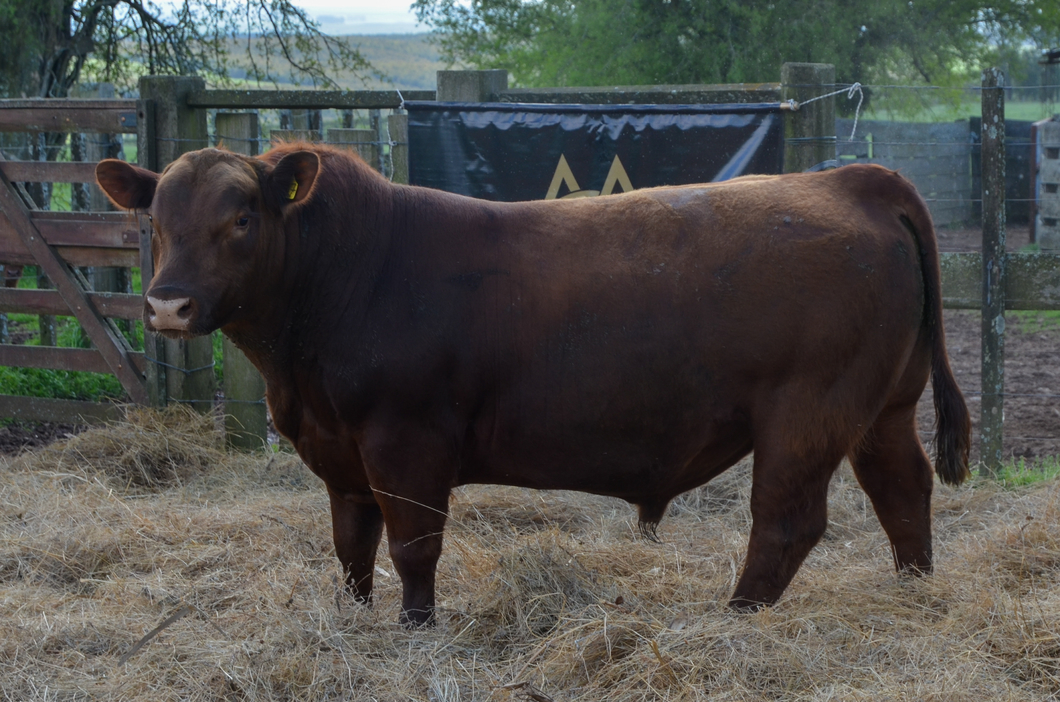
223;33;449;89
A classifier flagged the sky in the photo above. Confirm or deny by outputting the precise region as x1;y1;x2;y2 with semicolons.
294;0;427;34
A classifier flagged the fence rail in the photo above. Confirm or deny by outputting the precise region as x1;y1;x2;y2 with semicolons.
187;89;435;110
0;99;138;133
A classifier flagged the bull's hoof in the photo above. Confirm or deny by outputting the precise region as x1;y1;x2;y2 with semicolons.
337;592;372;611
895;561;932;577
399;607;436;628
727;595;773;612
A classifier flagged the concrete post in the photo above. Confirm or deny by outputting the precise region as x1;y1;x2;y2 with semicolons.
781;63;836;174
436;70;508;102
1038;121;1060;251
980;67;1007;477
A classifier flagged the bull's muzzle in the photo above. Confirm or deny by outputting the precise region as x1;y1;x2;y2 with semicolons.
145;295;196;333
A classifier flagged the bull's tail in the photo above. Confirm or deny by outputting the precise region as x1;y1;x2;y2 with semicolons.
899;181;972;485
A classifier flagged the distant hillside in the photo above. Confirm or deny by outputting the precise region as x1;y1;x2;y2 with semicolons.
342;34;450;90
221;33;451;90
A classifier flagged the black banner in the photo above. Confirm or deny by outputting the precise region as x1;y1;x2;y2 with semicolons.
406;101;784;201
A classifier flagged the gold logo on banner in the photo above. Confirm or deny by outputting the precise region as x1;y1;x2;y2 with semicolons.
544;154;634;199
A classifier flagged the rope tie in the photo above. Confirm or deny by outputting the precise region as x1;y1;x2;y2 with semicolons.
792;82;864;140
386;89;407;182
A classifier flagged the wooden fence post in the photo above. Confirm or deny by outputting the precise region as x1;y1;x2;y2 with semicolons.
373;111;390;176
980;67;1007;477
388;114;408;185
139;76;215;413
275;108;322;144
327;128;380;169
215;112;268;450
781;63;836;174
135;98;165;407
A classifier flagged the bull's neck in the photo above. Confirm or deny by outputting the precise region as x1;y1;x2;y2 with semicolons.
224;168;397;377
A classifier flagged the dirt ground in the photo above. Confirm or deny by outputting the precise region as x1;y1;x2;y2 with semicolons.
1;225;1056;463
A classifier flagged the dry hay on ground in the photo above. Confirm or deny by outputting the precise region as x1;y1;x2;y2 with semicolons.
2;407;1060;701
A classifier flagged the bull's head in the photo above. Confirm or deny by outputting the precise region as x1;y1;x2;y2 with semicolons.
96;148;318;339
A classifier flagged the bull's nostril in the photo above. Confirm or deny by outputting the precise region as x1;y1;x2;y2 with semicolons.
146;295;194;331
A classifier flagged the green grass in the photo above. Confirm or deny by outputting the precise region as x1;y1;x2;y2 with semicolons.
0;365;125;402
1010;311;1060;335
995;456;1060;488
863;96;1059;123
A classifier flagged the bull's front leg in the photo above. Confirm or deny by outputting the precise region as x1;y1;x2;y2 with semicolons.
327;488;385;604
359;425;455;627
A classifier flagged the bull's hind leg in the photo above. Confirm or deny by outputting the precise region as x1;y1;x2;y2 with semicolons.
328;489;385;604
730;441;844;610
849;403;934;574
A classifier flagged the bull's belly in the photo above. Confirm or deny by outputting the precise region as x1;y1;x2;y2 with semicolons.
456;402;753;502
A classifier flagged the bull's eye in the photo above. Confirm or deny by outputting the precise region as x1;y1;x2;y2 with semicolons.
236;216;250;227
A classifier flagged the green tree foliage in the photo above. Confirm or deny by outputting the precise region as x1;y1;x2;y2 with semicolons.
413;0;1060;87
0;0;375;98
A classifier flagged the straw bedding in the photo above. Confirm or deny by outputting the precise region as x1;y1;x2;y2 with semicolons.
2;407;1058;700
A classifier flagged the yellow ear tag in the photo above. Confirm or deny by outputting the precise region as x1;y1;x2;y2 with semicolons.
286;180;298;201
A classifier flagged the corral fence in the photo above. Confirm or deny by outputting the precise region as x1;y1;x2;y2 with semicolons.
0;65;1057;474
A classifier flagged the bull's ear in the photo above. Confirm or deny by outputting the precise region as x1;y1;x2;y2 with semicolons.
264;150;319;212
95;159;158;210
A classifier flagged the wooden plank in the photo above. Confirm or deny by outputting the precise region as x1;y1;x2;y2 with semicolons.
28;211;138;248
388;114;408;185
0;161;100;183
135;99;163;406
0;105;137;133
0;152;148;403
0;246;138;269
0;344;112;373
187;89;434;110
0;288;142;319
215;112;260;156
137;99;157;172
0;99;138;110
326;129;379;170
0;343;146;374
0;394;122;424
137;210;165;407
